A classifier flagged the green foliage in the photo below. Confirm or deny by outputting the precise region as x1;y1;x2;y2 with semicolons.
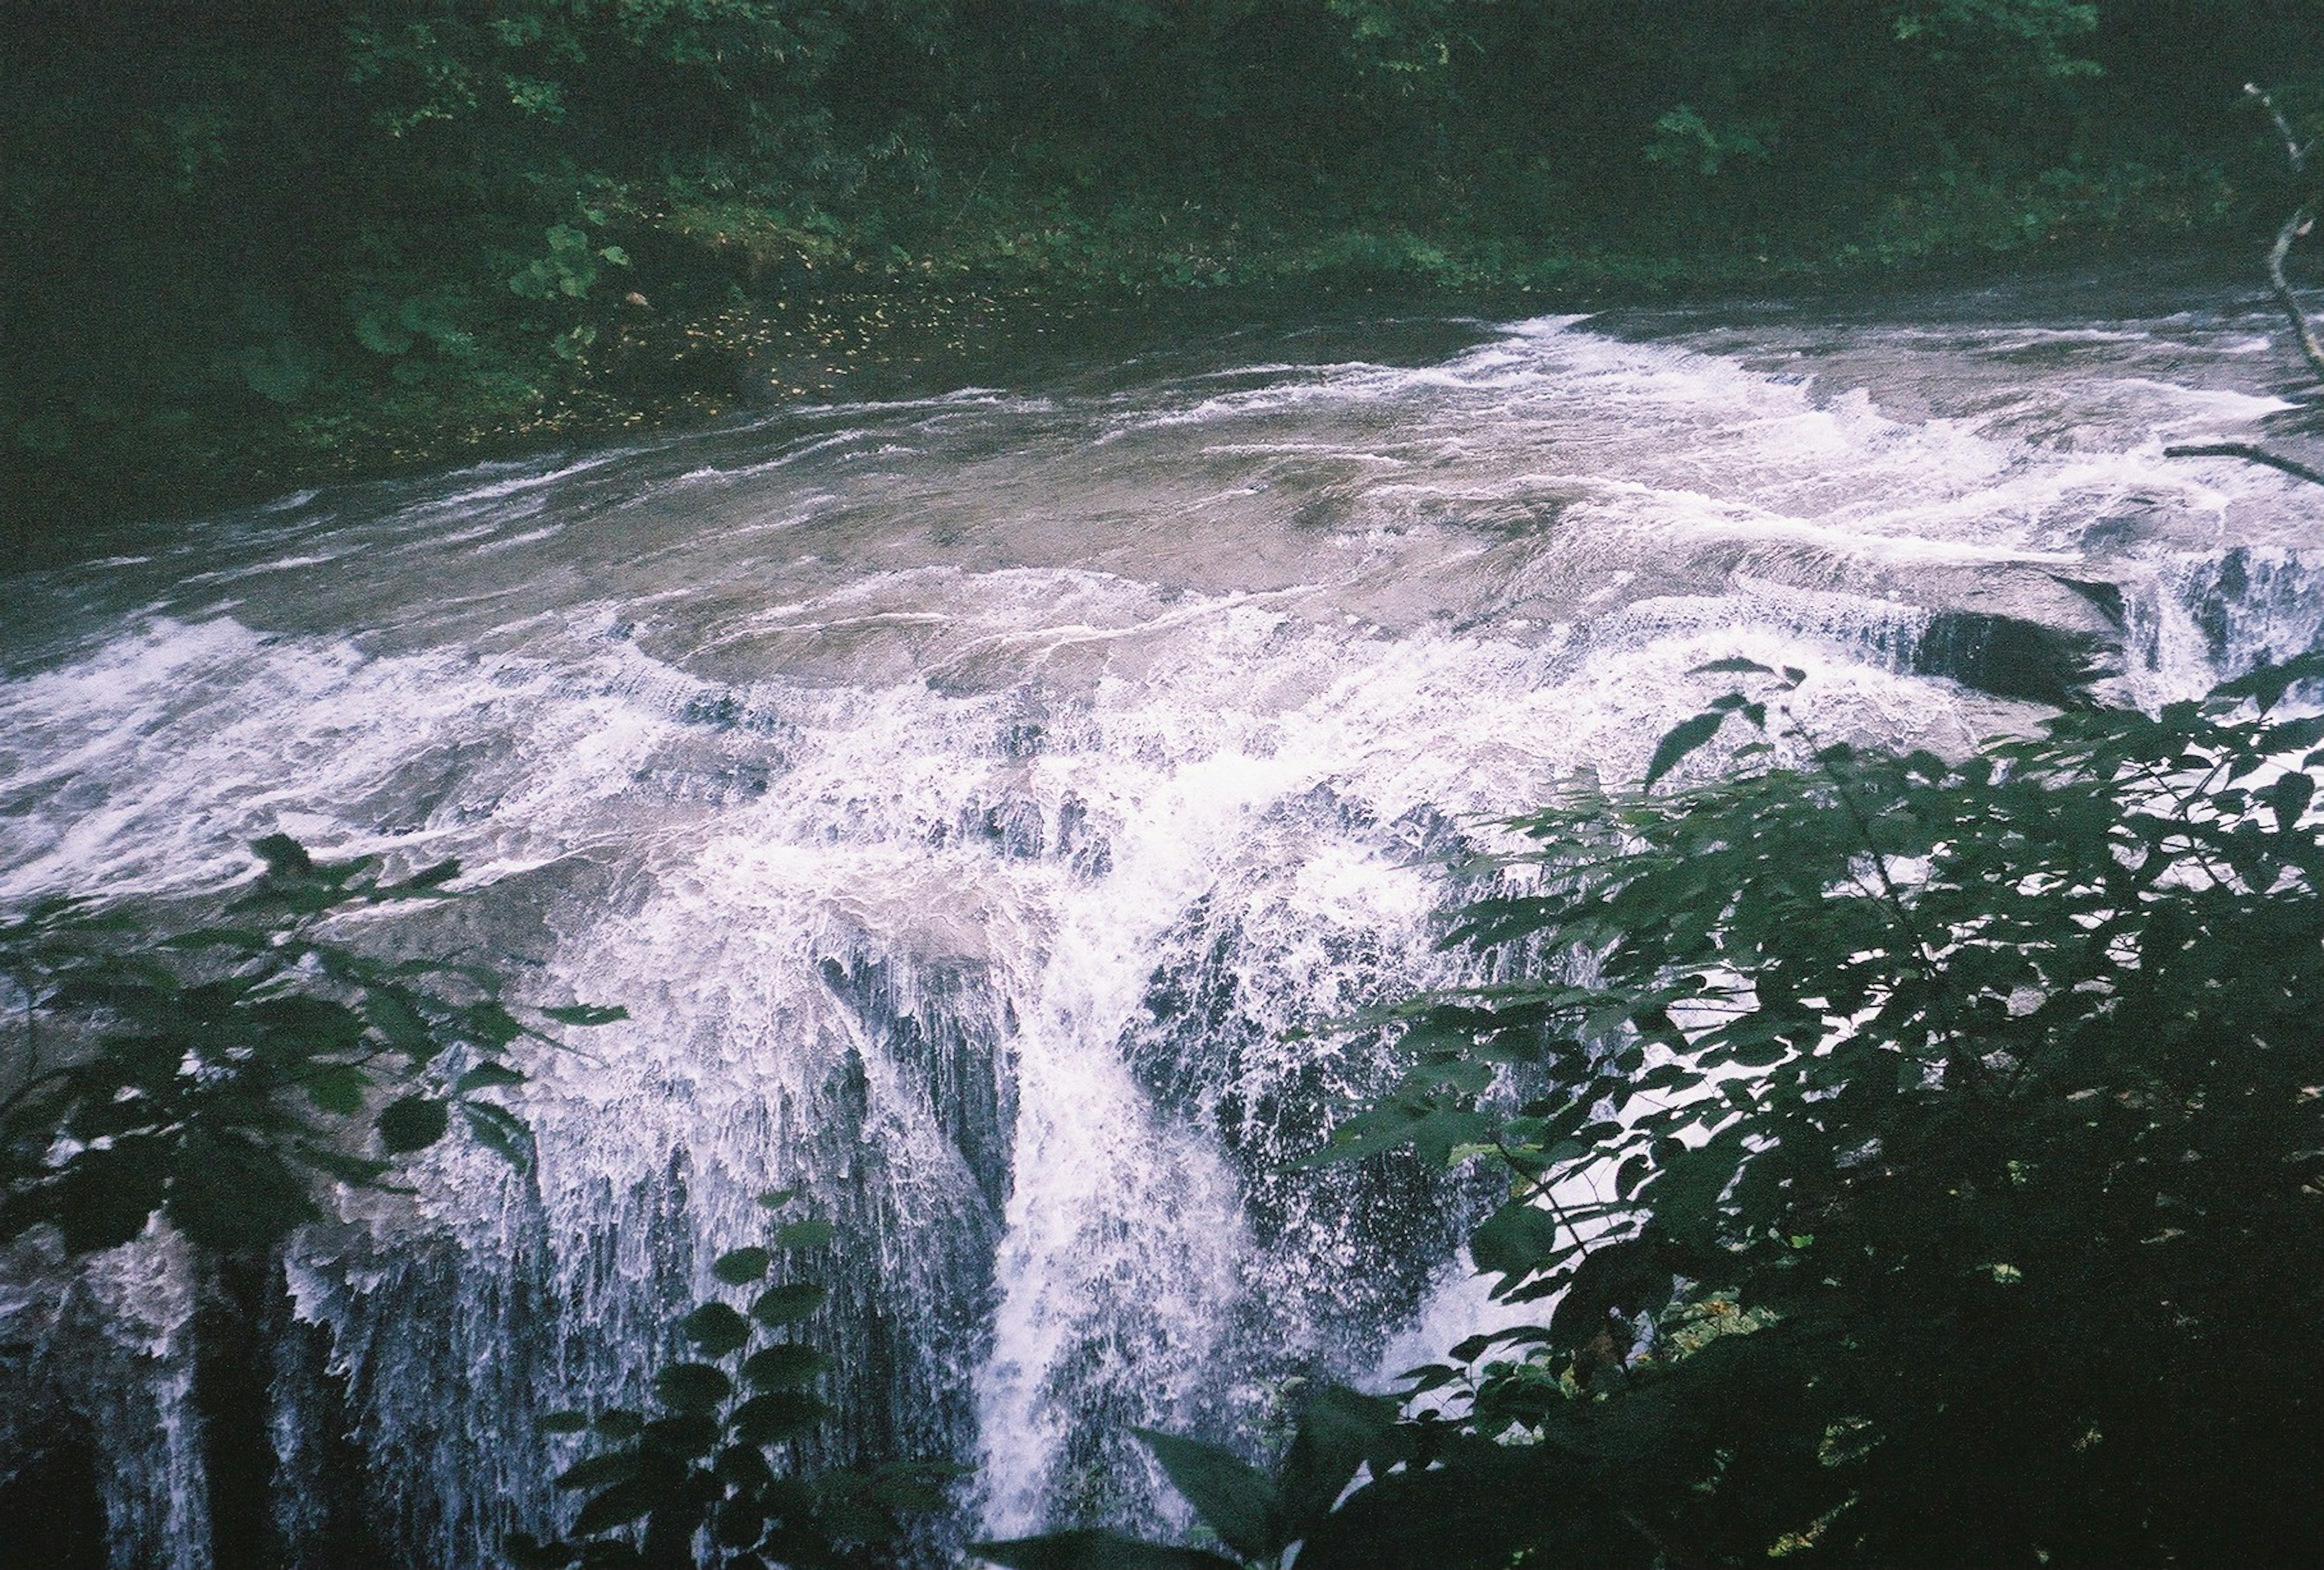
987;652;2324;1567
514;1192;957;1569
8;0;2316;540
0;836;624;1257
976;1387;1405;1570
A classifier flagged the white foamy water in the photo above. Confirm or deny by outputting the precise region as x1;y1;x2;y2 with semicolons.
2;271;2319;1566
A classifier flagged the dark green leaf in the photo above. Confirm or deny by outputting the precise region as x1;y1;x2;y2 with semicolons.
681;1301;752;1358
778;1217;835;1250
252;834;315;876
459;1100;534;1172
383;858;462;894
642;1413;720;1458
1278;1385;1400;1534
731;1390;827;1445
376;1096;450;1152
363;988;438;1060
508;1531;577;1569
303;1063;370;1116
1469;1199;1566;1293
455;1061;527;1092
740;1343;829;1389
653;1363;731;1413
164;1132;319;1251
1644;710;1727;787
542;1003;628;1026
750;1282;828;1325
1131;1428;1283;1560
556;1451;643;1491
712;1246;772;1285
539;1410;590;1434
55;1136;170;1253
573;1478;663;1537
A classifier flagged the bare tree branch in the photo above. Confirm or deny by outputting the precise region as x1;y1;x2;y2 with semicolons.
2164;441;2324;488
2241;86;2324;385
2263;200;2324;386
2246;82;2314;172
2174;87;2324;487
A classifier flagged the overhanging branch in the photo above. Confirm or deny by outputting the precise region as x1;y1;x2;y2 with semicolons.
2164;441;2324;488
2173;86;2324;487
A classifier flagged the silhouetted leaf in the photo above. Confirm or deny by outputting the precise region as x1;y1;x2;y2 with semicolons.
1278;1385;1400;1534
1131;1428;1282;1560
750;1282;827;1325
778;1217;835;1249
542;1003;628;1026
1469;1199;1565;1293
383;858;462;894
1644;711;1727;787
741;1342;829;1389
712;1246;771;1284
455;1061;527;1092
556;1451;642;1491
732;1390;827;1445
653;1363;731;1413
252;834;315;876
165;1132;318;1250
303;1063;369;1115
459;1100;534;1172
682;1302;752;1357
56;1136;170;1253
573;1478;663;1536
377;1095;450;1152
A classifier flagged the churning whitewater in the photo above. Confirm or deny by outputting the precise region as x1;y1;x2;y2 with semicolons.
2;274;2319;1568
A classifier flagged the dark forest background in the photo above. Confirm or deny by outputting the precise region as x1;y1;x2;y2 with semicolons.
7;1;2323;533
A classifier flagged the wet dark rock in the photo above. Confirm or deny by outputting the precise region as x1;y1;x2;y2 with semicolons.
1912;611;2111;707
959;793;1046;859
817;954;1015;1215
0;1431;106;1570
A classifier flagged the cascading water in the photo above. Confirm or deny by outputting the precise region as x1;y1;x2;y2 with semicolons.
2;269;2317;1567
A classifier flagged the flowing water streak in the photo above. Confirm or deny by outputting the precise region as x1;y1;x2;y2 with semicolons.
1;276;2319;1566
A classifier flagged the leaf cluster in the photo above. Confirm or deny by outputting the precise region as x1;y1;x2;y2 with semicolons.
1009;652;2324;1568
0;835;623;1257
514;1191;957;1570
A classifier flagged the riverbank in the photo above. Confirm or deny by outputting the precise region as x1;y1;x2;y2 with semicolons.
4;188;2263;568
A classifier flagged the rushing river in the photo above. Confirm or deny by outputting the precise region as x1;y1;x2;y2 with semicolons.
3;266;2319;1568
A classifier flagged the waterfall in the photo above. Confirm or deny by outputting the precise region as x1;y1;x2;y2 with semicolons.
2;272;2317;1566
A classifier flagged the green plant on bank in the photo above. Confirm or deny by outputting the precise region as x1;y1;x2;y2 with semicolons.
982;652;2324;1568
0;834;623;1256
512;1191;959;1570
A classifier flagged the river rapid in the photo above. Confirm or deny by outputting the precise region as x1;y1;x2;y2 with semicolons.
2;266;2319;1568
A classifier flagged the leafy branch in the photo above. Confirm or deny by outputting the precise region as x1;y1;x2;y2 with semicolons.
514;1191;957;1570
0;834;624;1257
